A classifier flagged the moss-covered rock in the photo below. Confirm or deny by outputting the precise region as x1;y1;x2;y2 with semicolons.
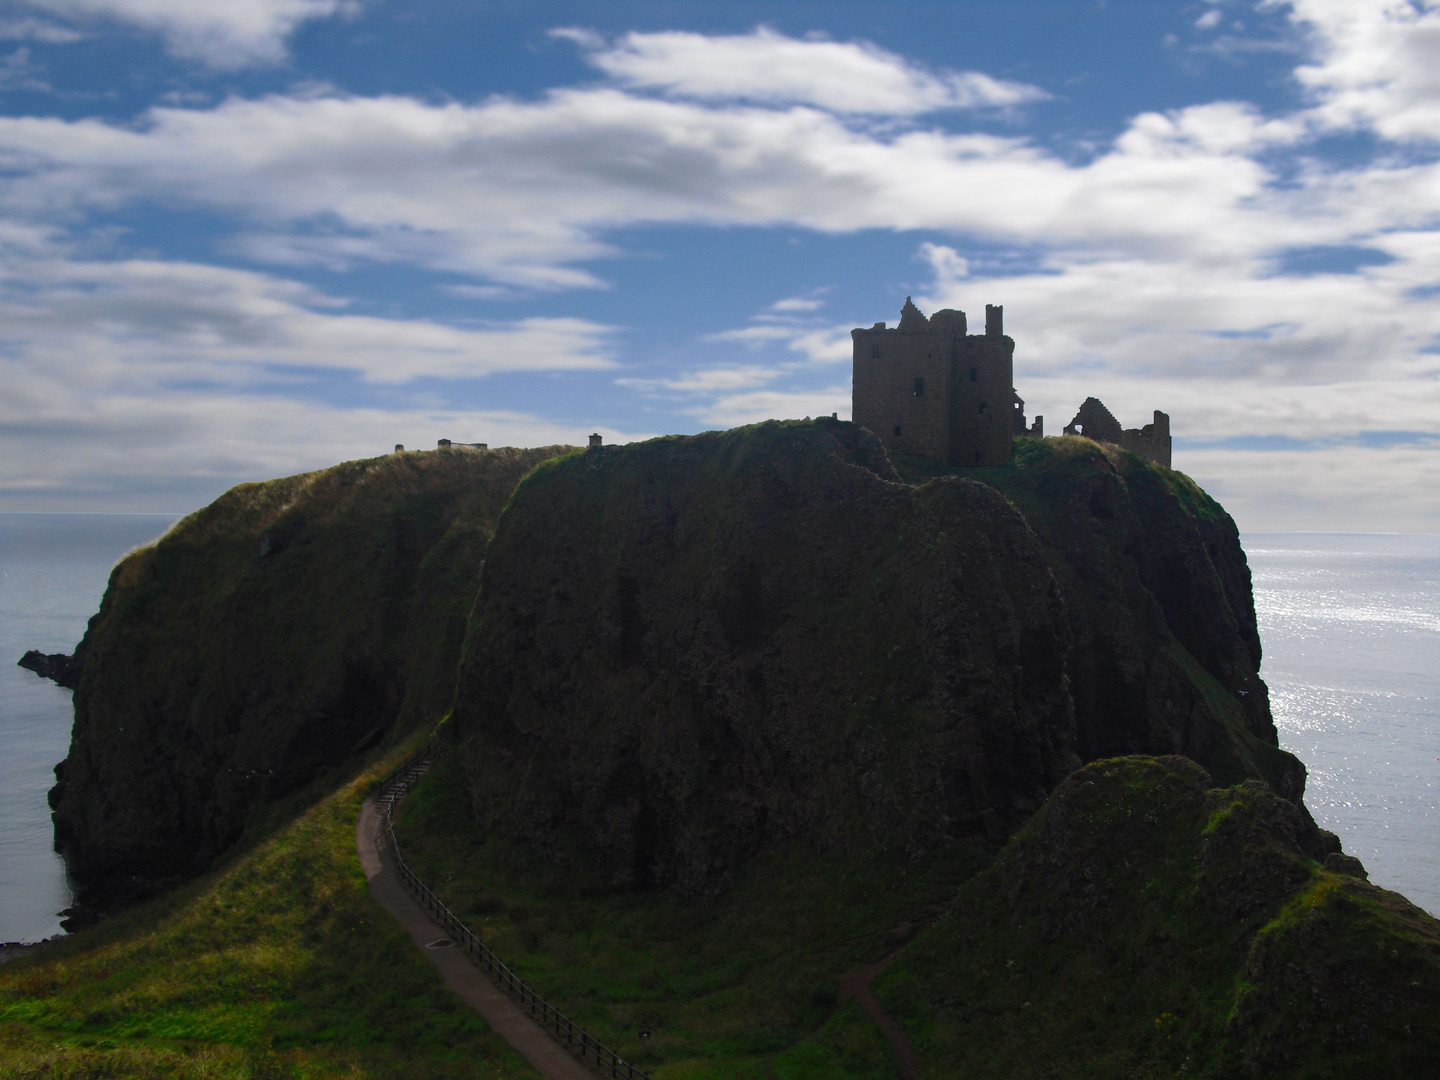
872;755;1440;1078
51;445;570;911
451;422;1324;896
454;419;1079;895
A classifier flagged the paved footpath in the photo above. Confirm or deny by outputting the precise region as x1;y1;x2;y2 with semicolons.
355;798;597;1080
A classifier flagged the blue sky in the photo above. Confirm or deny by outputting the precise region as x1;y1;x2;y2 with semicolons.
0;0;1438;530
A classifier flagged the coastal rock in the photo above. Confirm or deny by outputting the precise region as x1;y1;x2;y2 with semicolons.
452;421;1317;892
50;445;570;909
17;650;82;690
873;755;1440;1077
456;420;1078;894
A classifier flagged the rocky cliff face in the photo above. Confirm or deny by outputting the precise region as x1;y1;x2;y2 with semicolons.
452;421;1325;896
51;446;568;909
874;755;1440;1077
920;436;1308;802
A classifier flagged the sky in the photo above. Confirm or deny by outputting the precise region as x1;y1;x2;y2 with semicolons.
0;0;1437;531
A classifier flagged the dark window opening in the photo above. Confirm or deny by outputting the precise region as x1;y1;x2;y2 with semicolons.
871;344;881;358
893;424;902;437
974;450;983;464
913;377;925;397
979;401;988;415
969;366;978;382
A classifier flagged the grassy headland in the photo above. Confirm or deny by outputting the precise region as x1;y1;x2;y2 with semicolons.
0;746;538;1080
393;752;990;1078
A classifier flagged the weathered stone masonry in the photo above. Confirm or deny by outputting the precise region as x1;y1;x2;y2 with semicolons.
851;298;1028;467
1063;397;1171;469
853;298;1172;470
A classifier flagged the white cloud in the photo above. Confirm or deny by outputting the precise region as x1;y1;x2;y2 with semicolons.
20;0;352;67
0;386;646;512
694;384;850;428
769;295;825;312
1180;444;1440;532
1196;8;1226;31
0;237;617;384
1285;0;1440;139
0;16;81;42
618;366;780;394
557;26;1050;115
1;21;1439;518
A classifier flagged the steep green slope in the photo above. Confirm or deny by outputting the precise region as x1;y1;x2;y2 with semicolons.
0;748;538;1080
899;435;1305;802
394;752;983;1078
450;422;1330;901
51;444;570;911
870;756;1440;1078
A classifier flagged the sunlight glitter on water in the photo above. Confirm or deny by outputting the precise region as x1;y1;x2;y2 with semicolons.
1247;533;1440;917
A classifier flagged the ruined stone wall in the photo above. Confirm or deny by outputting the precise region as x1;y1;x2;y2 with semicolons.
1118;411;1171;469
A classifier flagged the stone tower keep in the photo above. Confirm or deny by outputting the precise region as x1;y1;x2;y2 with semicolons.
851;298;1016;467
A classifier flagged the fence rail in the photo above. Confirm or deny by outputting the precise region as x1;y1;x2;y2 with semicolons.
376;742;653;1080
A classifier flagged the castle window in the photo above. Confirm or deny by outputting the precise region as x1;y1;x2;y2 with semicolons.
871;344;881;358
893;424;902;437
979;401;988;415
913;377;925;397
969;366;978;382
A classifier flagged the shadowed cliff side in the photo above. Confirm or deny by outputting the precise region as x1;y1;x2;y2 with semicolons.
454;419;1080;895
872;755;1440;1078
50;445;571;913
451;420;1325;896
898;435;1316;814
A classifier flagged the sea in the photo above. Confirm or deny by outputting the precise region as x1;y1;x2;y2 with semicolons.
0;517;1435;942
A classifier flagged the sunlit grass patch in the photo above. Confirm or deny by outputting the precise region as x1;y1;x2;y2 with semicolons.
0;750;539;1080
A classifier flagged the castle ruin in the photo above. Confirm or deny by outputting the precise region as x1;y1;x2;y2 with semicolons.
1063;398;1171;469
851;299;1171;469
851;298;1034;467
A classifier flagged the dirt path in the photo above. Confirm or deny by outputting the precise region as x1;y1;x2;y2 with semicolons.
838;950;925;1080
354;797;596;1080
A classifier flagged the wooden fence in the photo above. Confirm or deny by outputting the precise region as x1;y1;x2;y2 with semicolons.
375;744;653;1080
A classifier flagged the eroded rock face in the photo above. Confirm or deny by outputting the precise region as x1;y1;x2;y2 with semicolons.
18;650;82;689
50;446;569;911
454;423;1323;895
897;436;1311;807
874;756;1440;1078
455;420;1080;894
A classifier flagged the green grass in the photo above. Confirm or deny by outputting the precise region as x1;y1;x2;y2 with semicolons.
860;756;1440;1079
392;754;993;1078
0;746;540;1080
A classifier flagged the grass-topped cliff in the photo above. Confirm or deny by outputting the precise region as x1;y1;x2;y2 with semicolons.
51;444;571;912
450;420;1333;899
1;743;538;1079
31;420;1439;1078
391;754;1440;1078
